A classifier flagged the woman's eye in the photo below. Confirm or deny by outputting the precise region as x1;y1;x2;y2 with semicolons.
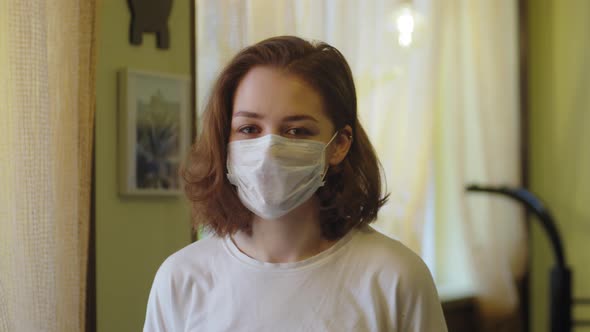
238;126;259;134
286;128;310;136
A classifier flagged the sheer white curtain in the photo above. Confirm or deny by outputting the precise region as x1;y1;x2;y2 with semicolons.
0;0;97;330
196;0;526;318
432;1;527;317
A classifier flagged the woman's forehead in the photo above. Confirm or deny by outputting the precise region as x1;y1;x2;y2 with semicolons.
232;66;327;119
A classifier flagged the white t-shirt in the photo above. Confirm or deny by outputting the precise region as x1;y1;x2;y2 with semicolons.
143;225;447;332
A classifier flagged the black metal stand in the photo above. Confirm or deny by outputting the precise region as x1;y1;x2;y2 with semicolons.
466;185;590;332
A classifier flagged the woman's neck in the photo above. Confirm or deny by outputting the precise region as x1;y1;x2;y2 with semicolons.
232;197;335;263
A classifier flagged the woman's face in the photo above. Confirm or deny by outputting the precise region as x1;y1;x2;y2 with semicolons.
230;66;351;166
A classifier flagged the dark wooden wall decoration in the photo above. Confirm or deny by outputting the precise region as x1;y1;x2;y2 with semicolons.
128;0;173;49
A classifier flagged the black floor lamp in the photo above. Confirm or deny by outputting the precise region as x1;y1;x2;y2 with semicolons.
466;185;590;332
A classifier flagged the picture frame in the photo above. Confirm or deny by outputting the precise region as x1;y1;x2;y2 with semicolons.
118;68;191;196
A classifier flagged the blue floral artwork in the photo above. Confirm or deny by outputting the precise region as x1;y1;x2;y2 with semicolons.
134;74;182;190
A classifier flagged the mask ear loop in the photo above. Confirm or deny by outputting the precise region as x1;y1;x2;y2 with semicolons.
320;130;343;182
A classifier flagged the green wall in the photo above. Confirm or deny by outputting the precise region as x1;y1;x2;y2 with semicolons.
528;0;590;331
95;0;192;331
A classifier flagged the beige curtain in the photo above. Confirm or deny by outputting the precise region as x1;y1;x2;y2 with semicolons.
196;0;526;319
0;0;98;330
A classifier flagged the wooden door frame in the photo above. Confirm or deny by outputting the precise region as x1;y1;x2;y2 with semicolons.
518;0;531;331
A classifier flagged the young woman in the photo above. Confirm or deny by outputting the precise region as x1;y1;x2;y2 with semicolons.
144;36;447;332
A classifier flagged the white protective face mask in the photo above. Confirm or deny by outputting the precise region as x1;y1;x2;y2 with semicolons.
226;132;338;220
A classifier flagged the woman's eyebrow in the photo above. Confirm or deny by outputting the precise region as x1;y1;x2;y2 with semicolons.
233;111;262;119
283;115;318;123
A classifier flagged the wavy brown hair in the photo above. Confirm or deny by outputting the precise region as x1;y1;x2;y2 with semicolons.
182;36;388;240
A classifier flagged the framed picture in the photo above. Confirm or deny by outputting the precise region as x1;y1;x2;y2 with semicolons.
118;68;192;196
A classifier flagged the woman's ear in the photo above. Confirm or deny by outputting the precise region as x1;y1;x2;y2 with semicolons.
328;125;353;166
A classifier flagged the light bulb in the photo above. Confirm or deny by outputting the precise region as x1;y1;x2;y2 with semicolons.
396;8;415;34
389;3;425;49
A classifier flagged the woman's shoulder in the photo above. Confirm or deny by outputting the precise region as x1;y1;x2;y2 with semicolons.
351;225;434;283
155;235;227;281
352;226;446;330
352;226;443;317
354;225;422;260
145;236;229;330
